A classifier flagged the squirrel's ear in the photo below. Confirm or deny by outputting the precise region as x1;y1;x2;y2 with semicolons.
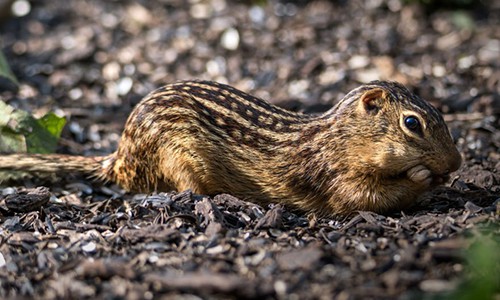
359;88;387;114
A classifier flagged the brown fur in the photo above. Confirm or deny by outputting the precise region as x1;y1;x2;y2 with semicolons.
0;80;462;215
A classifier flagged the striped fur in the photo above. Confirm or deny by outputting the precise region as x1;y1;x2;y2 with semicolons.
0;80;462;215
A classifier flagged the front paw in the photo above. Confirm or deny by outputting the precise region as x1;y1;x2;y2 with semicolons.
407;165;432;187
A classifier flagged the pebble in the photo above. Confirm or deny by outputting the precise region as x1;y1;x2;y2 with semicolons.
432;64;446;77
61;36;77;50
1;187;16;196
355;68;380;83
220;28;240;50
419;279;456;293
206;57;226;77
11;0;31;17
348;55;370;69
274;280;287;296
47;242;59;249
117;77;133;95
190;3;212;19
287;79;309;97
249;6;265;24
102;62;121;81
318;67;344;85
101;13;119;28
68;87;83;100
81;241;97;253
478;39;500;62
68;121;84;142
457;55;476;70
126;3;152;26
148;254;159;264
123;64;136;76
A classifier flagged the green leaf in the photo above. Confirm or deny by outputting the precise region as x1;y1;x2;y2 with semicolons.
0;126;27;153
436;224;500;300
0;100;66;154
0;100;14;126
0;50;19;91
0;101;26;153
38;113;66;139
457;232;499;300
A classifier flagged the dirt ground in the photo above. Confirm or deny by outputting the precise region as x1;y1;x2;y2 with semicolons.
0;0;499;299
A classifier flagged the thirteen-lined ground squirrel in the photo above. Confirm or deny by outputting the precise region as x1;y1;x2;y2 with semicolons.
0;80;462;215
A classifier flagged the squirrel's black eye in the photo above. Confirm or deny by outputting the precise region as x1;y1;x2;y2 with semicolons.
404;116;421;132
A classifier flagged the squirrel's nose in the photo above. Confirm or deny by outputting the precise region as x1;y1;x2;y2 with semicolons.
434;148;461;176
448;150;462;173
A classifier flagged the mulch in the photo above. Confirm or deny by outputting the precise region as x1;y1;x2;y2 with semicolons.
0;0;498;299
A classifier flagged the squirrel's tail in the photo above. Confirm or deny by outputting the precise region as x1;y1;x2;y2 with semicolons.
0;154;108;177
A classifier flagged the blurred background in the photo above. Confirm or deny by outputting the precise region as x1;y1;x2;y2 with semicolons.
0;2;498;299
0;0;498;155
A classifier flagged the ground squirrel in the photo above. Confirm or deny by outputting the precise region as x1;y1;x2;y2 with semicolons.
0;81;462;215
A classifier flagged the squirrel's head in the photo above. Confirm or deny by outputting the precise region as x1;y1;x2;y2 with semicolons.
333;81;462;189
319;81;463;213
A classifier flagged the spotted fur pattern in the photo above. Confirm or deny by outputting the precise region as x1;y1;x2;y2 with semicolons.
0;81;462;215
